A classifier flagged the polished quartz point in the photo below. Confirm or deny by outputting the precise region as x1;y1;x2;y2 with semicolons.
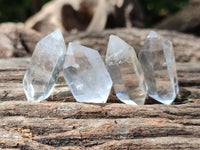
23;29;66;101
63;42;112;103
138;31;179;105
106;35;147;105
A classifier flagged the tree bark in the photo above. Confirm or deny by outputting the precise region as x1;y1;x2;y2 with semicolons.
64;28;200;62
0;58;199;149
0;28;200;149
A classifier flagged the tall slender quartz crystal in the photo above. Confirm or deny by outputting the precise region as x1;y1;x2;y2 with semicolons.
138;31;179;105
23;29;66;101
106;35;147;105
63;42;112;103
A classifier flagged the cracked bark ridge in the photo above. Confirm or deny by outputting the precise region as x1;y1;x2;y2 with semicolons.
0;57;200;149
0;23;43;58
0;101;200;149
0;58;199;103
0;27;200;149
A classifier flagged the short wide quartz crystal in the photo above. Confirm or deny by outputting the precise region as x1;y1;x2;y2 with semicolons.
106;35;147;105
63;42;112;103
139;31;179;105
23;29;66;101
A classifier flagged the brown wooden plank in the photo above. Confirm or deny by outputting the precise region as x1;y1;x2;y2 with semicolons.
0;58;199;103
0;57;199;149
0;101;200;149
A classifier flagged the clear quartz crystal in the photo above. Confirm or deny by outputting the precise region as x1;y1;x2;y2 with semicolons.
63;42;112;103
23;29;66;101
139;31;179;105
106;35;147;105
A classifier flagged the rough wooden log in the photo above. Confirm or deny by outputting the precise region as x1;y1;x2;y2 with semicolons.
0;57;200;149
0;27;200;149
1;25;200;63
0;23;43;58
0;101;200;149
0;58;199;103
64;28;200;62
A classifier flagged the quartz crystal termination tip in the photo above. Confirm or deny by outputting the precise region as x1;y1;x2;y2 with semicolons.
23;29;66;101
63;42;112;103
139;31;179;105
106;35;147;105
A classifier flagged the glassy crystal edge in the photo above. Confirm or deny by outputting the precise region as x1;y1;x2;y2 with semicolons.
63;42;112;103
106;35;147;105
139;31;179;105
23;29;66;101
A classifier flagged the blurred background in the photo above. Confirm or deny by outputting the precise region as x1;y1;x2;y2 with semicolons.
0;0;200;35
1;0;200;35
0;0;189;28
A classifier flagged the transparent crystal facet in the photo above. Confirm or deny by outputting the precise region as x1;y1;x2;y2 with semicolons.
139;31;179;105
63;42;112;103
23;29;66;101
106;35;147;105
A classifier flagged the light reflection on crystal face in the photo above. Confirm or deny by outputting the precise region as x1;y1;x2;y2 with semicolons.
106;35;147;105
139;31;178;105
63;42;112;103
23;29;66;101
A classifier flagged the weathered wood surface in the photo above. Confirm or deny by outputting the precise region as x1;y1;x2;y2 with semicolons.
0;58;200;149
1;24;200;63
0;58;199;103
64;28;200;63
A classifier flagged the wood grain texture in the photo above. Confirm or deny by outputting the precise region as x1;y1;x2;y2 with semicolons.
64;28;200;62
1;26;200;149
0;58;199;103
0;57;200;149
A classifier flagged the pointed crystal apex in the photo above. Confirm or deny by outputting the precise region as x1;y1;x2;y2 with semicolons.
109;34;132;50
147;31;160;39
109;35;123;43
63;43;112;103
109;34;117;40
50;29;62;38
139;31;179;105
41;29;62;41
23;29;66;101
106;35;147;105
39;29;66;53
